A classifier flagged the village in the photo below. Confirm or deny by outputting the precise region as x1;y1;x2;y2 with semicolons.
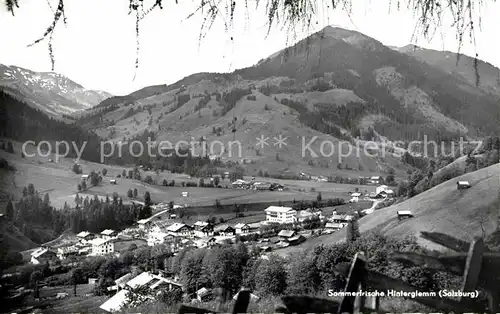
21;177;400;312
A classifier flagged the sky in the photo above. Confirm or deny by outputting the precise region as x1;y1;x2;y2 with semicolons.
1;0;499;96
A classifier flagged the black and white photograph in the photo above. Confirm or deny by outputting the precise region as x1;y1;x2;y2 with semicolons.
0;0;499;313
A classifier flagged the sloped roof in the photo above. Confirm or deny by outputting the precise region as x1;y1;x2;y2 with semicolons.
101;229;116;236
167;223;190;232
76;231;92;238
194;221;209;227
278;230;295;238
214;224;234;232
126;272;155;289
325;222;343;229
115;273;133;286
264;206;294;213
100;289;129;312
31;248;55;258
234;223;249;229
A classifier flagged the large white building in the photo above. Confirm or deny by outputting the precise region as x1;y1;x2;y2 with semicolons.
91;238;115;256
264;206;297;224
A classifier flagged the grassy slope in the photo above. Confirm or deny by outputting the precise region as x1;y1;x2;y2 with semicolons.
1;140;376;211
276;163;500;256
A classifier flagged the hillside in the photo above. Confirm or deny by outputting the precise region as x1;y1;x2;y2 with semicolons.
277;163;500;256
0;219;38;252
0;64;112;117
70;26;500;178
236;26;500;138
399;44;500;98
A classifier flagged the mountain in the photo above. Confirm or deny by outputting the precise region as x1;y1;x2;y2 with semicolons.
235;26;500;138
398;44;500;98
71;26;500;177
0;64;112;117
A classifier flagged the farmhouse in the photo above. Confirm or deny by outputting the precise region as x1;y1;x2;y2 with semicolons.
166;223;193;237
457;181;471;189
370;176;381;184
325;222;344;231
56;246;80;260
375;185;389;194
81;174;89;180
278;230;296;240
213;224;235;237
297;209;323;222
90;238;115;256
181;191;189;197
287;234;306;246
147;231;172;247
30;247;57;265
234;223;250;235
110;179;117;185
264;206;297;224
232;179;250;188
269;183;284;191
137;210;170;230
397;210;414;220
253;182;272;190
350;192;362;203
193;221;214;237
76;231;95;244
330;214;354;228
100;229;118;240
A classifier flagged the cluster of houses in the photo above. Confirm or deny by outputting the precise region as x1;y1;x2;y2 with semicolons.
29;229;120;265
349;184;395;203
231;179;284;191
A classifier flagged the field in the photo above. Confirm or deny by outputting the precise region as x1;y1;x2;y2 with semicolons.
1;140;377;211
275;163;500;256
7;284;107;314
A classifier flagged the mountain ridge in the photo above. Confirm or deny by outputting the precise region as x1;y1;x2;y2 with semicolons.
0;64;113;117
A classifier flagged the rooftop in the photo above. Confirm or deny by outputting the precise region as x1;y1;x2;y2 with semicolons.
264;206;294;213
126;272;155;289
166;223;189;232
234;223;249;229
90;238;111;246
76;231;92;238
101;229;116;235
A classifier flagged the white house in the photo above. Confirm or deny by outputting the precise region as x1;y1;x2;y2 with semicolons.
30;247;57;265
147;232;171;247
375;185;389;194
110;179;117;185
57;246;79;260
350;192;362;203
193;221;214;237
264;206;297;224
81;174;89;180
76;231;95;244
330;214;354;228
457;181;471;189
370;176;381;184
166;223;193;237
234;223;250;235
101;229;118;240
91;238;115;256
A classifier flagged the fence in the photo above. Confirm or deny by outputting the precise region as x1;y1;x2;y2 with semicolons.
178;231;500;313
